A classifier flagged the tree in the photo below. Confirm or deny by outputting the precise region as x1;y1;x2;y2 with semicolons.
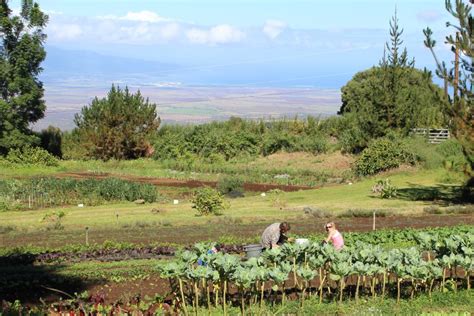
74;85;161;160
0;0;48;155
423;0;473;187
39;125;62;158
338;11;446;152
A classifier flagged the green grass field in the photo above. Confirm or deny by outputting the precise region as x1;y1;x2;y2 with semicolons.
0;168;460;230
1;166;471;249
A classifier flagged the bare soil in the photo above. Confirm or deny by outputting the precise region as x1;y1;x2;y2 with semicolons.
2;214;473;249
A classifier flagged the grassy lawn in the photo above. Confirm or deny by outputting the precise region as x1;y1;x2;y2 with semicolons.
0;168;466;232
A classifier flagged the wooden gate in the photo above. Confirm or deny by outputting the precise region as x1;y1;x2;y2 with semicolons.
411;128;450;144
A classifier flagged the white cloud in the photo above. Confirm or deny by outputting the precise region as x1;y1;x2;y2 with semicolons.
186;24;245;45
160;23;181;40
121;11;171;23
49;23;82;40
263;19;287;39
186;28;208;44
99;11;172;23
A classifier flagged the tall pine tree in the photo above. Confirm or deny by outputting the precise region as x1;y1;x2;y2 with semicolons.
0;0;48;154
423;0;473;192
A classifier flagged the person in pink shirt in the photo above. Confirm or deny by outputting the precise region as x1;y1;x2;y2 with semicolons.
323;222;344;250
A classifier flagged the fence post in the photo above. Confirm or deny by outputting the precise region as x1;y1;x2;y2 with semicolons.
372;211;376;231
85;227;89;246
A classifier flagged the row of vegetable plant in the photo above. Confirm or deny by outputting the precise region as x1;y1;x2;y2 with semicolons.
157;232;473;315
0;177;159;210
1;226;472;265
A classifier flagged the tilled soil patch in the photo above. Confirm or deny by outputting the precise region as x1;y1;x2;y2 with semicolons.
54;172;313;192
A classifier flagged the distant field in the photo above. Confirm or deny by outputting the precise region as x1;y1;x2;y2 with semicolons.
35;86;341;130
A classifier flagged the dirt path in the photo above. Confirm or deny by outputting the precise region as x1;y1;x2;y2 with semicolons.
54;172;314;192
2;213;473;249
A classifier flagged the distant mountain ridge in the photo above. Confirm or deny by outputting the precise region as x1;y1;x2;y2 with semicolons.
43;46;179;77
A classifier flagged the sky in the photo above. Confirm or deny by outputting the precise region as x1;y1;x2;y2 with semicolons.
9;0;455;88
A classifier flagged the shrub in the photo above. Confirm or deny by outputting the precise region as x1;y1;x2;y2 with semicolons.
42;211;66;230
6;146;59;166
303;207;330;218
267;188;287;209
403;137;468;172
39;126;62;158
372;179;398;199
353;137;417;176
338;208;391;218
192;187;228;216
217;177;244;197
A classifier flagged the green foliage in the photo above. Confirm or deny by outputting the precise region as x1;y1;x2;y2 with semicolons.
216;176;244;197
38;126;62;158
41;210;66;230
0;0;48;155
423;0;474;182
339;12;445;153
191;187;228;216
6;146;58;166
353;137;417;176
152;116;329;162
74;85;160;160
372;179;398;199
0;177;159;210
403;137;468;172
155;229;474;312
61;129;88;160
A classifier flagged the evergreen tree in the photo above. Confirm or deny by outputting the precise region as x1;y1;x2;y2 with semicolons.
338;11;446;152
74;85;161;160
423;0;473;189
0;0;48;155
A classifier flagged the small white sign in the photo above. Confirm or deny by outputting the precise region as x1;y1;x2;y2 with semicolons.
78;203;84;207
173;199;179;205
260;193;266;197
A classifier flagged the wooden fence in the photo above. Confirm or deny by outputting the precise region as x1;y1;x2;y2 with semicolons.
411;128;450;144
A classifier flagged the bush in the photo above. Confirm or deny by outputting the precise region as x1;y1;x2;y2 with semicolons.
403;137;467;172
353;137;417;176
303;207;330;218
337;208;391;218
372;179;398;199
217;177;244;197
192;187;228;216
61;130;89;160
39;126;62;158
6;146;59;166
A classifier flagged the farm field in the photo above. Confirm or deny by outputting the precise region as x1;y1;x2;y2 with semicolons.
1;0;473;312
1;160;473;313
1;166;472;248
1;226;473;314
0;152;353;187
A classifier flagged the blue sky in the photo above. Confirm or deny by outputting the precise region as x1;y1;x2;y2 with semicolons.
10;0;454;88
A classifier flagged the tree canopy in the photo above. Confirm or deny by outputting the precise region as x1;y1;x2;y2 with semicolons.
338;11;446;152
0;0;48;155
73;85;161;160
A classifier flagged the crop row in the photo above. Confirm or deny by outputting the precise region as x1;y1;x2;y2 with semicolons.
1;226;472;265
0;177;159;210
157;233;473;315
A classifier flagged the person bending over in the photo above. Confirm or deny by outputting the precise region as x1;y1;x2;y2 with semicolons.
261;222;291;250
